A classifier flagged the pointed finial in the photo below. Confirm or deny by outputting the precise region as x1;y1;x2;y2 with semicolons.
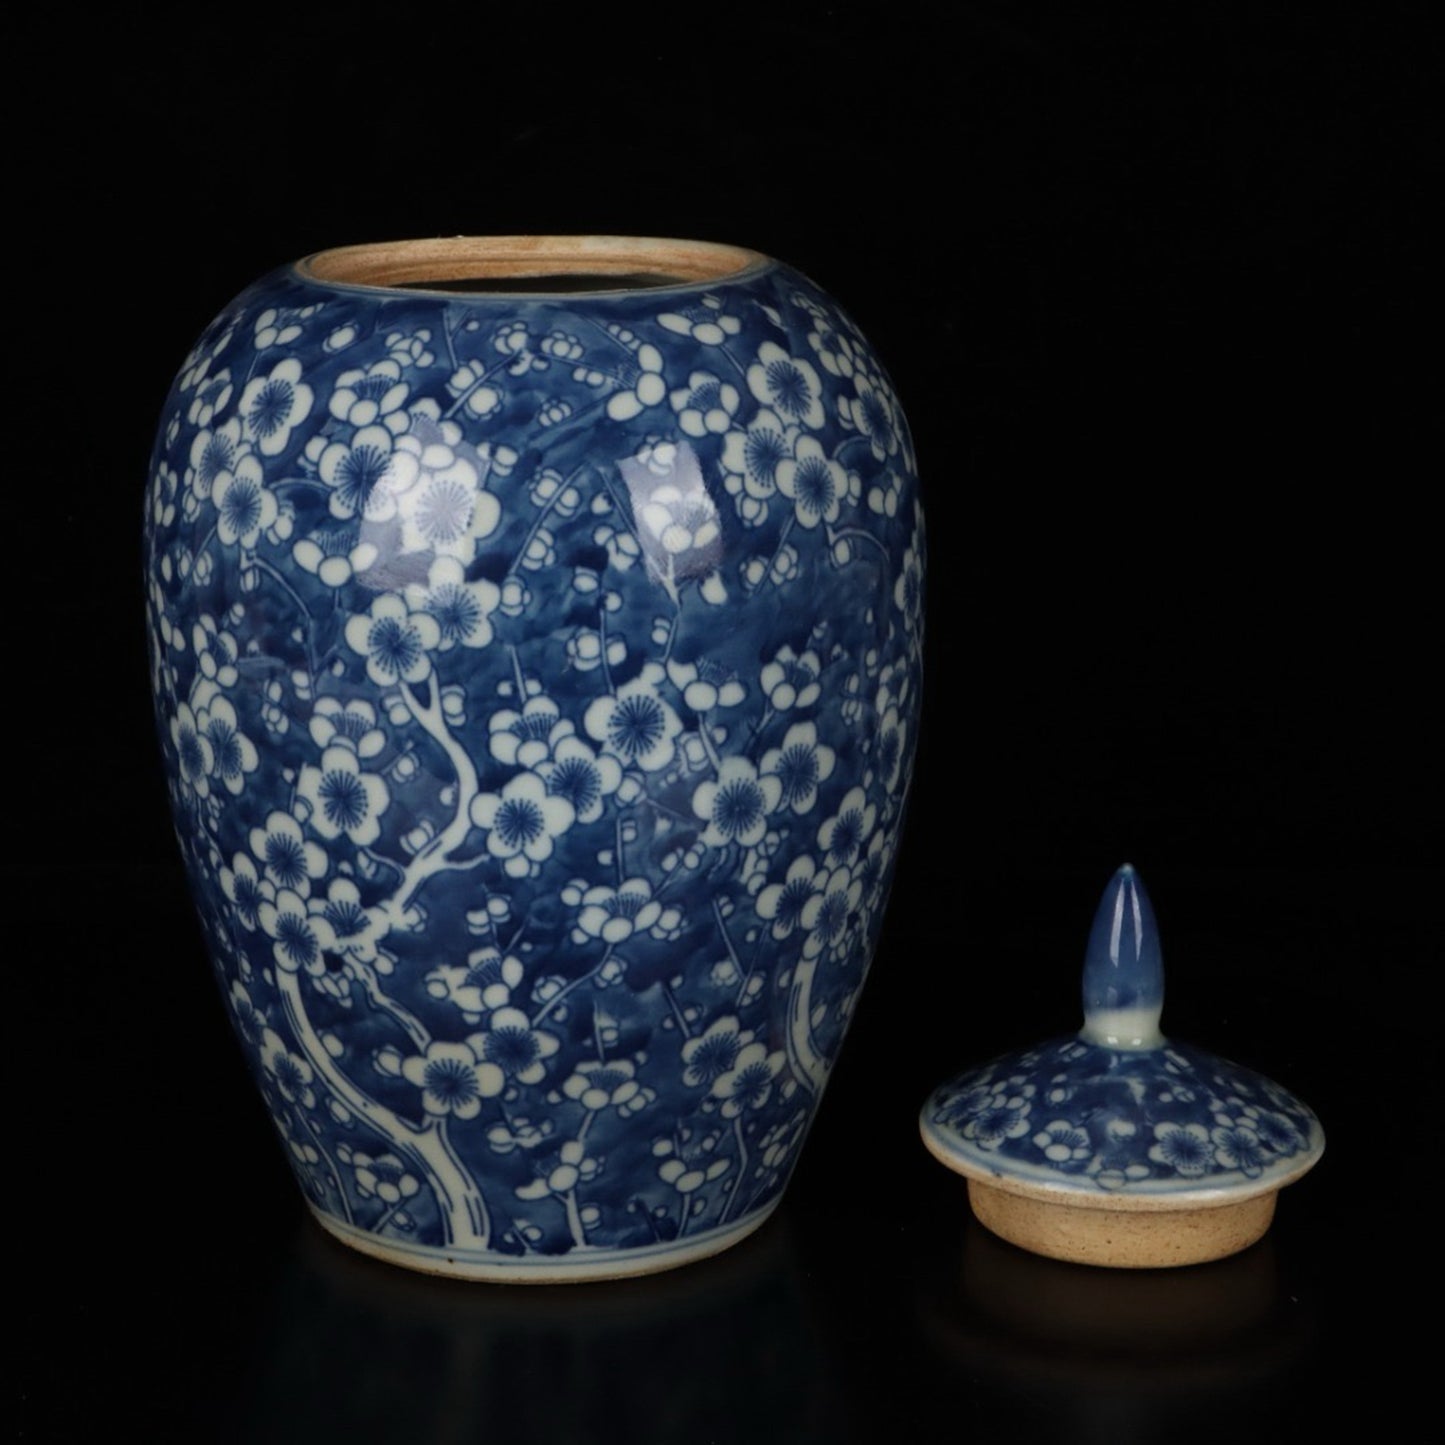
1079;863;1165;1049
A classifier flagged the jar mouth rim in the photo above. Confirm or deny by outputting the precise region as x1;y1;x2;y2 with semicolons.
294;235;772;298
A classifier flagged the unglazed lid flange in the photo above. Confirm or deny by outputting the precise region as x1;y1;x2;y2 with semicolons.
919;866;1325;1268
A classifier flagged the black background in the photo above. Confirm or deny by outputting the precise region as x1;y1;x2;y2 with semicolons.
16;4;1436;1441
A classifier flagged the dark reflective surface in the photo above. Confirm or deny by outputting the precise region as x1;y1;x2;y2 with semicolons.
222;1214;846;1444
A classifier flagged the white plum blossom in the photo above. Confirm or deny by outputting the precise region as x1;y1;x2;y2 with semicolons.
585;665;684;772
817;786;876;865
489;694;569;768
408;556;501;651
402;1040;503;1120
227;980;267;1043
351;1151;420;1205
692;758;782;848
593;521;641;572
605;338;666;421
759;645;822;711
617;441;723;590
220;852;270;930
747;341;825;429
258;888;337;976
197;695;259;796
470;1009;559;1085
253;308;304;349
308;698;386;760
297;745;390;846
469;772;576;878
669;370;739;437
345;595;439;687
1252;1109;1307;1156
561;1058;654;1116
1211;1123;1266;1177
665;657;746;712
151;461;179;529
566;877;677;944
760;721;836;814
494;320;544;375
187;418;246;498
516;1138;602;1204
239;357;313;456
756;854;825;940
565;626;625;673
448;358;504;419
681;1015;754;1089
426;947;525;1023
317;425;416;520
807;317;862;379
894;527;924;639
720;407;794;510
874;704;908;792
1149;1122;1214;1177
540;329;584;362
385;328;435;368
293;530;379;589
712;1043;785;1117
845;375;899;461
170;701;213;797
538;736;623;824
329;359;410;431
312;878;385;963
1033;1121;1092;1164
658;297;742;346
528;468;582;514
212;455;277;548
392;433;498;559
656;1144;730;1195
962;1090;1033;1150
867;470;904;518
250;810;328;895
776;436;845;530
800;865;862;961
261;1029;316;1109
192;615;240;688
186;368;234;428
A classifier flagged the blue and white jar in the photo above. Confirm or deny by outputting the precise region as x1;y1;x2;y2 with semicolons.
144;237;924;1280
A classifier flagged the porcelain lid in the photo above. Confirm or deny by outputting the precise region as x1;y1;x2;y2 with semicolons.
919;866;1325;1205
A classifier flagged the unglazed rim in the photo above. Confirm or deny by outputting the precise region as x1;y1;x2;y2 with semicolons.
308;1202;778;1283
964;1179;1280;1268
295;235;772;299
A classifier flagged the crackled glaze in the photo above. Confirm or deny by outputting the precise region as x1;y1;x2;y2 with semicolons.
145;238;923;1279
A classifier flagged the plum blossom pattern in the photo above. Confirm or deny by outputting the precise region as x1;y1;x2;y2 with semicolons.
146;251;922;1275
925;1037;1323;1194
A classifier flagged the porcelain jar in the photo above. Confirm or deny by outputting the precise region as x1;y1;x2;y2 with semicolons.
144;237;924;1280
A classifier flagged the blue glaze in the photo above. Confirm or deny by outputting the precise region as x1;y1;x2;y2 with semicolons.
1081;863;1164;1042
144;242;924;1276
922;1036;1323;1195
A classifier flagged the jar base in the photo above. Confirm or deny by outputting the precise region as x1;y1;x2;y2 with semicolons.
308;1203;779;1283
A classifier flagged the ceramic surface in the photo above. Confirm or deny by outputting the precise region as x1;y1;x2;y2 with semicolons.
145;238;923;1279
921;865;1324;1228
921;1036;1323;1198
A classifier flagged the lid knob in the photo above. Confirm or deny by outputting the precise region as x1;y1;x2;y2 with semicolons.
1080;863;1164;1049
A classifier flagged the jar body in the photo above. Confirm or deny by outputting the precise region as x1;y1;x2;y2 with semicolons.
144;242;924;1279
